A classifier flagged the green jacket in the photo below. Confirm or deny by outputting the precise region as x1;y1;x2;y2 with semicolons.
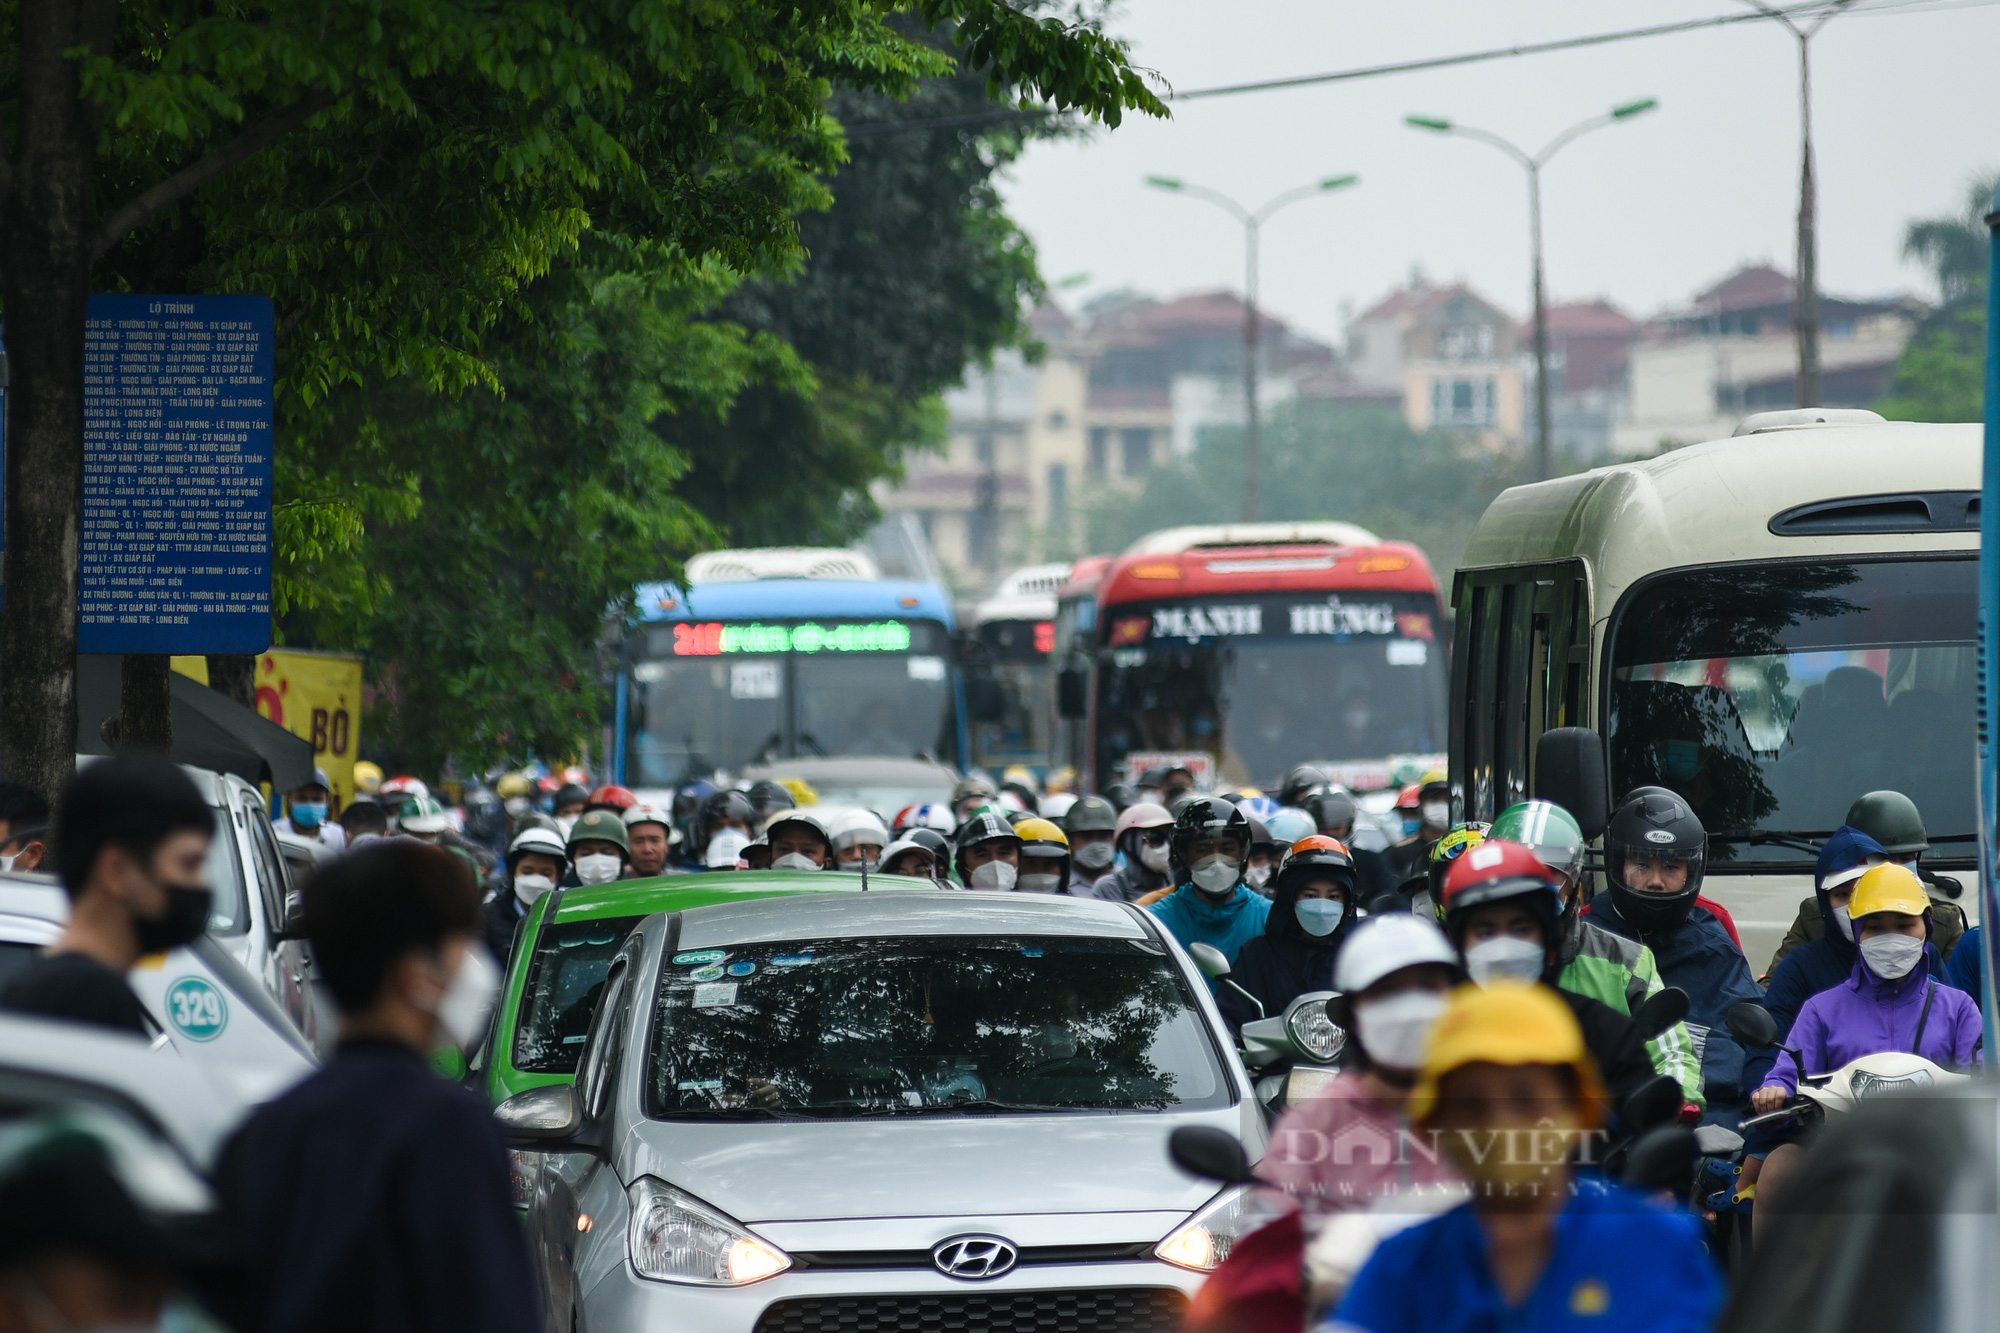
1556;912;1705;1109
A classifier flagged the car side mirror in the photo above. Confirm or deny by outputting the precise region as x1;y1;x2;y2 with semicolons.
1630;986;1690;1042
275;892;309;942
494;1085;582;1149
1188;942;1231;979
964;675;1004;721
1726;999;1779;1048
1057;664;1088;719
1168;1125;1256;1185
1534;727;1609;841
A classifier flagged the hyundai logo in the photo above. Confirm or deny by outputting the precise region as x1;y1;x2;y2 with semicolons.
931;1235;1019;1280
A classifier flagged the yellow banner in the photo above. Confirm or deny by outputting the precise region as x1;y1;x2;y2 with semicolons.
173;651;366;807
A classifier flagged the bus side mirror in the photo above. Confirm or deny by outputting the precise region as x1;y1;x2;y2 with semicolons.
1057;664;1088;718
965;675;1005;721
1534;727;1608;841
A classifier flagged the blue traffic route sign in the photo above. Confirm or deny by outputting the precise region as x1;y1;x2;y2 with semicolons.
79;294;274;654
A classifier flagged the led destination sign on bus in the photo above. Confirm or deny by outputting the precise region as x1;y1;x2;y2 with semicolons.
672;620;914;656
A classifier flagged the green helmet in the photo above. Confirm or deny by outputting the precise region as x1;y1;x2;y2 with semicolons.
1491;800;1585;882
566;809;631;856
1845;791;1927;856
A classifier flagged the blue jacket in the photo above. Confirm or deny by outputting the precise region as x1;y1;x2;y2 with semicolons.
1748;827;1947;1089
1149;883;1270;987
1944;924;1984;1006
1332;1180;1722;1333
1584;895;1763;1100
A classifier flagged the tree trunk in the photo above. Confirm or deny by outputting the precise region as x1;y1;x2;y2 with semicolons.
0;1;105;805
118;654;174;751
206;653;257;708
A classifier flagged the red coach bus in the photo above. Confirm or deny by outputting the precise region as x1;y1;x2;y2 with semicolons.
1060;523;1449;792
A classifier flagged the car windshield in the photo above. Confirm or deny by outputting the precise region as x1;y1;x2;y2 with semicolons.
646;935;1228;1118
1609;558;1974;863
1094;592;1446;786
513;915;642;1073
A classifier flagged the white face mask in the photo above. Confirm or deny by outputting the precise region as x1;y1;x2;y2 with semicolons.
1018;872;1062;893
432;947;500;1051
513;872;556;906
504;796;530;818
1244;864;1272;892
968;860;1018;890
772;851;822;872
1464;936;1546;985
574;853;623;885
1832;905;1854;941
1355;990;1449;1071
1421;800;1450;828
0;852;16;874
1860;932;1924;980
1190;853;1241;895
1138;842;1171;873
1074;840;1116;872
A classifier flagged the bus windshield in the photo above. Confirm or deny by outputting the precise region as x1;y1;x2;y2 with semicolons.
1608;558;1974;863
1094;591;1447;787
626;618;956;783
971;618;1054;771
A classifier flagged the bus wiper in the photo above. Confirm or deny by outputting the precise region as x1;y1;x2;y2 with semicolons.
751;731;782;765
1709;831;1826;855
798;732;827;757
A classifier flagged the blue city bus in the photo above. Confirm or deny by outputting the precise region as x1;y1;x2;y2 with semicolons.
614;549;968;785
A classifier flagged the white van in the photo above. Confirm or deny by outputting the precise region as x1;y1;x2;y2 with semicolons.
1448;410;1979;971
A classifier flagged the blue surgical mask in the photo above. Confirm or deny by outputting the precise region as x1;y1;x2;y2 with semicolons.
290;801;327;828
1655;739;1701;782
1294;898;1345;937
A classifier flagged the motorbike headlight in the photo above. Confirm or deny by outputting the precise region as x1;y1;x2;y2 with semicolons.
1285;998;1345;1062
1154;1185;1257;1273
627;1177;791;1285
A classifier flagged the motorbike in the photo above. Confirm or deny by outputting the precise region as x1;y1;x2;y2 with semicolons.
1188;942;1346;1118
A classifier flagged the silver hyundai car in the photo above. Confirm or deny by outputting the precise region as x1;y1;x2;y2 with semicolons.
497;890;1269;1333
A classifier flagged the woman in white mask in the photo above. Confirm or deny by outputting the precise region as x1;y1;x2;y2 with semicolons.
952;811;1023;889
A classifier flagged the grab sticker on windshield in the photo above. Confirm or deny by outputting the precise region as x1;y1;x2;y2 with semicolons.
727;960;757;977
771;953;814;967
692;982;739;1008
1020;945;1045;957
678;1079;723;1093
674;950;726;965
690;964;724;982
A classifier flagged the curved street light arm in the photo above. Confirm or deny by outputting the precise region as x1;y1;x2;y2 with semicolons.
1253;180;1343;225
1533;111;1624;168
1166;181;1253;225
1438;123;1533;171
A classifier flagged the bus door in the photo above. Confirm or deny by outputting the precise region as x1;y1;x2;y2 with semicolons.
1451;561;1591;822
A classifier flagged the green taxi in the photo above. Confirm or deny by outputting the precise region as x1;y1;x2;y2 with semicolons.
479;871;927;1108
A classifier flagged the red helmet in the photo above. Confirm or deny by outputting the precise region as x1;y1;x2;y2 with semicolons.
586;783;638;811
1440;839;1561;917
1395;782;1422;811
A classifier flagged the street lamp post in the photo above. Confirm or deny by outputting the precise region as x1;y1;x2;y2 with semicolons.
1738;0;1855;408
1407;100;1656;481
1145;173;1358;521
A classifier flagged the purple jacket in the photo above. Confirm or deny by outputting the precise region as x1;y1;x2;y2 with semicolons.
1759;955;1983;1094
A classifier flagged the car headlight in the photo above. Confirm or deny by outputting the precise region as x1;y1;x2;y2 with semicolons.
1154;1185;1256;1273
1286;998;1345;1062
627;1177;792;1285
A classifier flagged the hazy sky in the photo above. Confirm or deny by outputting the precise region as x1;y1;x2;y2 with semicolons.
1001;0;1997;347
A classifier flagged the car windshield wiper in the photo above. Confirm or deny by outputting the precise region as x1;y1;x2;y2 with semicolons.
828;1098;1080;1117
667;1105;814;1122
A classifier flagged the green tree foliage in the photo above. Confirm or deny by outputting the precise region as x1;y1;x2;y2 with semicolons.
1083;402;1537;585
1877;174;1995;425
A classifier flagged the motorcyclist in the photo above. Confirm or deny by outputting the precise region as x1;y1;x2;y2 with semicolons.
1013;818;1074;893
950;775;999;822
892;803;956;838
1100;783;1139;815
1749;863;1983;1209
1263;806;1316;849
879;837;941;881
1243;816;1279;898
1766;789;1966;973
1490;800;1704;1110
1156;764;1199;808
1582;790;1764;1112
740;835;773;871
1439;841;1660;1105
704;828;750;870
746;778;795;823
1217;836;1357;1032
564;810;630;886
765;812;835;870
1062;796;1120;894
1383;769;1450;886
902;827;952;885
485;827;567;964
395;794;494;880
583;783;637;815
275;766;346;850
1303;788;1396;907
550;782;590;838
953;810;1022;889
496;772;536;832
1087;802;1174;903
1148;798;1270;977
622;803;677;878
671;778;719;861
1278;764;1330;809
829;809;890;872
1408;822;1488;922
999;765;1042;815
691;791;759;871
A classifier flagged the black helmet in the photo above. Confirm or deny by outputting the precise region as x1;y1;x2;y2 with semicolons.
1063;795;1118;836
905;827;951;857
953;809;1022;883
747;779;796;816
1280;765;1330;808
1170;796;1251;885
1304;788;1356;836
1246;814;1278;857
1605;789;1707;933
1275;835;1355;896
553;782;591;810
1102;783;1139;814
697;790;757;848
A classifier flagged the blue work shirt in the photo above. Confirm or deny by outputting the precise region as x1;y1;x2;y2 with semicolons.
1329;1181;1722;1333
1149;883;1270;988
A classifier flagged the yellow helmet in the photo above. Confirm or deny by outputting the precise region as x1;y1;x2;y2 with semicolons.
352;761;383;794
1408;982;1609;1127
1045;766;1079;795
1014;818;1070;856
496;772;533;799
1849;863;1929;920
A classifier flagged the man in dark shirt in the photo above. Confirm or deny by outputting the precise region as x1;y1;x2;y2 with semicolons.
226;839;536;1333
0;755;215;1036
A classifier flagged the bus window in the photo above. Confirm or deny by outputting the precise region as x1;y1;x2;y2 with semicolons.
1454;563;1592;822
1606;557;1975;864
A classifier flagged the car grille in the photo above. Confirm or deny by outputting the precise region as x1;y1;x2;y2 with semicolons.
753;1287;1188;1333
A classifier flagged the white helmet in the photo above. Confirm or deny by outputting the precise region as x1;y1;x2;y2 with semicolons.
1332;913;1460;995
622;802;681;845
1039;792;1078;822
506;825;569;869
828;808;890;853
